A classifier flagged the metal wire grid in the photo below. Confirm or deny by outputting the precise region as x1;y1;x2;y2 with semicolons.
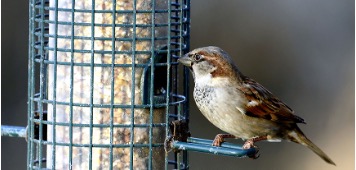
28;0;190;169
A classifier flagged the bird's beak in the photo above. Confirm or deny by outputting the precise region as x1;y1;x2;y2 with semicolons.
177;55;193;67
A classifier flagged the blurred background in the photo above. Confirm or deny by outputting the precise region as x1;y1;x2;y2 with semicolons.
2;0;354;170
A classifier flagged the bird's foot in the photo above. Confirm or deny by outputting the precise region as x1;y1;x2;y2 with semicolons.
249;149;260;159
243;136;267;149
243;140;260;159
212;134;236;147
242;139;257;149
243;136;267;159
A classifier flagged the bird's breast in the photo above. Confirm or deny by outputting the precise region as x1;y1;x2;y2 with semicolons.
193;84;280;139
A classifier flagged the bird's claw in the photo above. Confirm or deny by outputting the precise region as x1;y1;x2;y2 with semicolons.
212;136;224;147
243;139;260;159
248;150;260;159
242;140;257;149
212;134;236;147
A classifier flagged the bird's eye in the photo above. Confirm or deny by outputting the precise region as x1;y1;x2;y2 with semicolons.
193;54;202;61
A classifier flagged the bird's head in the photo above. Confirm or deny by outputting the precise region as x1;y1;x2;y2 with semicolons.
178;46;242;83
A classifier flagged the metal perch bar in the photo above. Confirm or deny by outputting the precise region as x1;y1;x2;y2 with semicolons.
1;125;27;138
172;137;257;158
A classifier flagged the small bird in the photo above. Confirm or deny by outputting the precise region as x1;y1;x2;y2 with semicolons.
178;46;335;165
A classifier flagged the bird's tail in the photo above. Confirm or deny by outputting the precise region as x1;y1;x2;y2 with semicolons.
288;127;336;166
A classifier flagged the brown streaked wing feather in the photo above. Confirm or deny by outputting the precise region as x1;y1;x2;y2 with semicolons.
238;77;305;124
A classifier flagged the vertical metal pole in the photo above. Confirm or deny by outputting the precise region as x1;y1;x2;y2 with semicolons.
109;1;117;169
165;0;172;169
130;0;137;168
27;0;35;169
68;0;76;168
88;0;95;169
51;0;59;169
149;0;156;168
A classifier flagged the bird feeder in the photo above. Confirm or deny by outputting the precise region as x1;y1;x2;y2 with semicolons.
27;0;190;169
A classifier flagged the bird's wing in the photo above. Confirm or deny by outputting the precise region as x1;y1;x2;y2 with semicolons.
238;77;305;124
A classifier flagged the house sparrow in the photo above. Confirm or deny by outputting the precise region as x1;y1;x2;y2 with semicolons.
178;46;335;165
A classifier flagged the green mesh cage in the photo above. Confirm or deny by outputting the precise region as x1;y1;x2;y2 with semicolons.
27;0;190;169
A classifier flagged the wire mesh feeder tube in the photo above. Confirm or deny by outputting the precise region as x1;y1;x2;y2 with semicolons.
27;0;190;169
